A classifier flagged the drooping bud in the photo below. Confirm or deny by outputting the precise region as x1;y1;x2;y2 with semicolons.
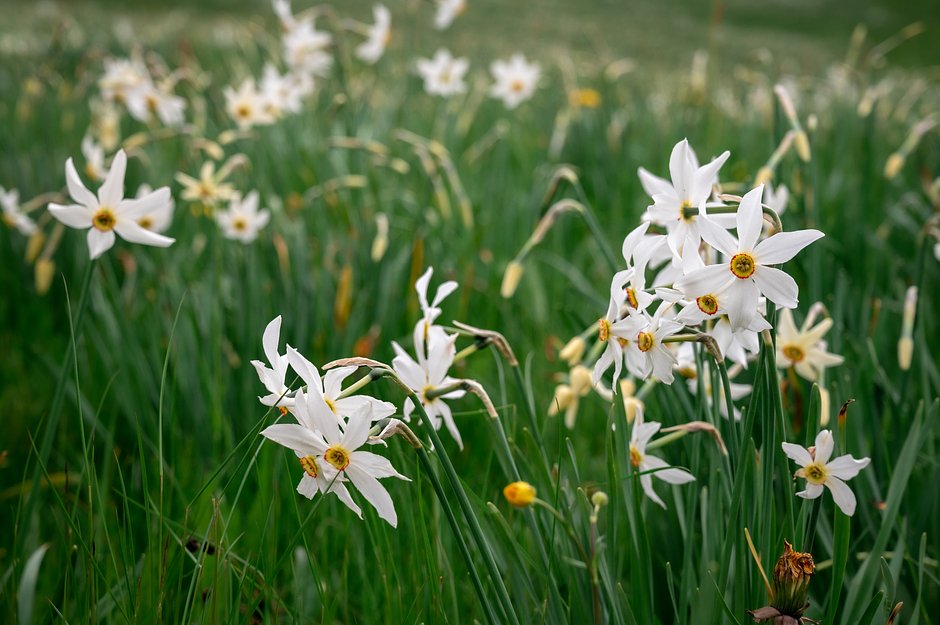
559;335;587;366
898;285;917;370
500;260;525;298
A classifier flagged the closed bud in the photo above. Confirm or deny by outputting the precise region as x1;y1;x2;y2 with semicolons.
569;365;593;396
754;166;773;186
503;481;536;508
548;384;574;416
26;231;46;263
35;258;55;295
559;335;586;365
591;491;609;507
884;153;905;179
794;130;811;162
500;260;525;298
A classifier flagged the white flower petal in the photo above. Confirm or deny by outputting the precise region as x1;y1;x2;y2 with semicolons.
754;229;824;265
826;454;870;480
346;465;398;527
87;228;116;259
48;203;92;229
113;219;175;247
736;186;764;251
65;158;97;208
752;266;799;309
98;149;127;208
644;455;695;484
674;264;735;298
826;476;857;516
781;442;812;466
261;423;324;455
795;482;824;500
814;430;834;464
639;473;666;508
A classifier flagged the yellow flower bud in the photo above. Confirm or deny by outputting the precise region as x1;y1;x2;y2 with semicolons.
559;335;586;365
35;258;55;295
569;365;593;396
591;491;609;507
503;481;536;508
884;153;905;180
500;260;525;298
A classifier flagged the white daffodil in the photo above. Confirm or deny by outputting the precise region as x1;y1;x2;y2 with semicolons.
639;139;731;262
217;191;270;243
709;315;764;368
261;400;409;526
272;0;297;32
251;316;293;410
775;308;844;381
355;5;391;64
763;182;788;217
0;187;37;236
47;150;175;259
176;161;238;206
592;269;643;387
286;346;395;421
392;331;467;449
623;304;683;384
81;135;107;182
412;266;458;361
619;222;663;312
675;185;824;331
283;18;333;77
225;78;276;130
434;0;466;30
98;56;150;104
489;54;540;110
782;430;870;516
630;408;695;508
132;184;174;234
260;64;313;117
124;80;186;127
416;49;469;97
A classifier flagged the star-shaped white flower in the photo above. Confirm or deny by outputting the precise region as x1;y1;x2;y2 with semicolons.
355;5;391;64
489;54;540;110
630;408;695;508
48;150;175;259
674;185;824;331
782;430;870;516
251;316;293;409
262;399;409;526
0;187;37;236
416;49;469;97
217;191;270;243
433;0;466;30
775;308;844;381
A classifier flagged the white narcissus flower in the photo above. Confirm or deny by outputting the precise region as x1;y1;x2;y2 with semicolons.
592;269;641;387
392;332;467;449
434;0;466;30
176;162;238;205
782;430;870;516
775;308;844;381
124;80;187;127
639;139;731;262
261;399;409;526
0;187;37;236
81;135;107;182
489;54;540;110
47;150;175;259
413;265;458;360
630;408;695;508
762;182;788;218
356;5;391;64
98;56;150;104
416;49;469;97
133;184;174;234
251;316;293;409
283;19;333;77
217;191;270;243
260;64;313;117
675;185;824;331
225;78;276;130
623;305;683;384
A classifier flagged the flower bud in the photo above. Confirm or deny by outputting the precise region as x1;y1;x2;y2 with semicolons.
884;152;905;179
569;365;593;396
591;491;609;507
547;384;574;416
35;258;55;295
754;166;773;186
898;286;917;371
500;260;524;298
371;213;389;262
25;231;46;263
559;335;586;365
770;540;814;616
503;481;536;508
793;130;811;162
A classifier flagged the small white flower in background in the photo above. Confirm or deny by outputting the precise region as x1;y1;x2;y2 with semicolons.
623;305;683;384
132;184;174;233
782;429;870;516
283;18;333;77
217;191;270;243
413;266;458;359
639;139;731;262
762;182;788;218
272;0;297;32
261;400;409;526
124;79;186;127
416;49;469;97
392;332;467;449
225;78;276;130
0;187;37;236
98;56;150;104
260;64;313;117
251;316;294;410
489;54;540;109
434;0;466;30
355;5;391;64
47;150;175;259
775;308;844;381
81;136;107;182
176;162;239;205
592;270;641;387
629;408;695;508
675;185;824;331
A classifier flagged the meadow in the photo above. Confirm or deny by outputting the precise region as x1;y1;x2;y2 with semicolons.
1;0;939;623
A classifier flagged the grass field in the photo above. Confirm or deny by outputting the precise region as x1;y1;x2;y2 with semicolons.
1;1;939;623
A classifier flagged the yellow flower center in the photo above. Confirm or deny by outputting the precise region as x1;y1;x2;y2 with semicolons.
598;318;611;342
679;200;696;222
730;253;756;279
324;397;337;413
137;216;154;230
232;216;248;232
803;462;827;485
323;445;350;471
510;79;525;93
299;455;320;478
629;445;642;468
625;287;638;309
235;103;252;119
91;208;117;231
637;331;654;352
696;294;719;315
782;345;805;362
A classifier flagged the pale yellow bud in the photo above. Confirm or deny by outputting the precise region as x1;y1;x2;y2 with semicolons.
884;153;905;179
35;258;55;295
818;385;831;426
897;338;914;372
371;213;389;262
591;491;609;507
754;166;773;186
548;384;574;416
806;114;818;132
569;365;593;396
559;335;587;365
624;397;643;424
500;260;525;298
25;231;45;263
794;130;811;162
